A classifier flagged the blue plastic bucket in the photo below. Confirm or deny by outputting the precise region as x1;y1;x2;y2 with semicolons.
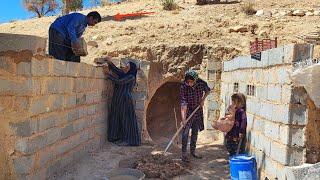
229;154;257;180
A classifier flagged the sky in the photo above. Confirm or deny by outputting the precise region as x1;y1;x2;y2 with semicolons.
0;0;100;24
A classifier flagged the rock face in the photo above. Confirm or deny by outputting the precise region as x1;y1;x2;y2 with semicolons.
229;25;248;33
293;10;306;16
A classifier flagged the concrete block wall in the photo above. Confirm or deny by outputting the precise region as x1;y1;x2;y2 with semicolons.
220;44;313;179
0;56;112;179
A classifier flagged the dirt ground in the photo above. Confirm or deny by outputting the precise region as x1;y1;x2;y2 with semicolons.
49;131;229;180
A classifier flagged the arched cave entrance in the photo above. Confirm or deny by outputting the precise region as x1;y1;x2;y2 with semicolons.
146;82;182;145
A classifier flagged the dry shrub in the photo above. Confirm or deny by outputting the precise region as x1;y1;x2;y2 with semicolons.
23;0;58;18
241;1;257;15
162;0;179;11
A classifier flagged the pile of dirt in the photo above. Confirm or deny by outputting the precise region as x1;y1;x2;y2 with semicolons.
134;154;190;179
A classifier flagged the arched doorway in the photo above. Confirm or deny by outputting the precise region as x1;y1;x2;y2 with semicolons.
146;82;182;145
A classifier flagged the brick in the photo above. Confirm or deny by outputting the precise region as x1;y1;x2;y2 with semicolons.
67;109;79;122
65;95;76;108
66;61;79;77
52;60;66;76
264;121;280;140
13;96;29;111
0;57;16;73
267;85;281;102
270;141;289;165
17;62;31;76
29;96;49;115
289;104;307;125
10;119;37;137
135;100;145;110
268;47;284;66
61;124;74;139
13;155;35;175
279;125;305;147
31;59;49;76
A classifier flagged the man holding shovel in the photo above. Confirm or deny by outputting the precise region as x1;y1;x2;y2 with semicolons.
180;70;211;162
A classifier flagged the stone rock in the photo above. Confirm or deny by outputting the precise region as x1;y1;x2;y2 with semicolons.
255;10;272;17
314;11;320;16
279;10;292;16
87;41;98;48
229;25;248;33
305;11;314;16
293;10;305;16
258;30;268;38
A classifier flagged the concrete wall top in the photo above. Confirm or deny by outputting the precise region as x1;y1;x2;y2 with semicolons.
223;44;314;72
0;33;47;55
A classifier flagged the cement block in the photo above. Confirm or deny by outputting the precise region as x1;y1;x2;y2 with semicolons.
51;94;64;111
52;60;66;76
87;105;95;115
256;86;268;100
73;118;91;132
264;121;280;140
67;109;80;122
283;44;295;63
277;66;291;85
0;78;37;96
86;91;96;104
264;157;278;178
46;128;61;145
257;134;271;156
76;93;86;105
289;104;307;125
135;100;145;110
270;141;289;165
45;155;73;178
273;104;290;124
17;62;31;76
253;117;265;132
61;124;74;139
46;77;62;94
247;113;254;129
31;59;49;76
29;96;49;115
281;85;292;104
60;77;74;93
94;67;105;79
10;119;37;137
268;47;284;66
38;113;56;132
13;155;35;175
260;102;273;120
285;163;320;180
267;85;281;102
260;50;269;67
66;61;79;77
15;134;46;154
293;44;314;62
133;91;147;101
65;94;76;108
279;125;305;147
79;63;91;77
290;87;308;105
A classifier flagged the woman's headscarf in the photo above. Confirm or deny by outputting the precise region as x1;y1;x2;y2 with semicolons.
118;61;138;78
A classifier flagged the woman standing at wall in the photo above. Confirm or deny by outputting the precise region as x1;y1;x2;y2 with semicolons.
104;59;141;146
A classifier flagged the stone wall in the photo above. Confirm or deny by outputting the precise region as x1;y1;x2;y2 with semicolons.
0;55;112;179
220;44;314;179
